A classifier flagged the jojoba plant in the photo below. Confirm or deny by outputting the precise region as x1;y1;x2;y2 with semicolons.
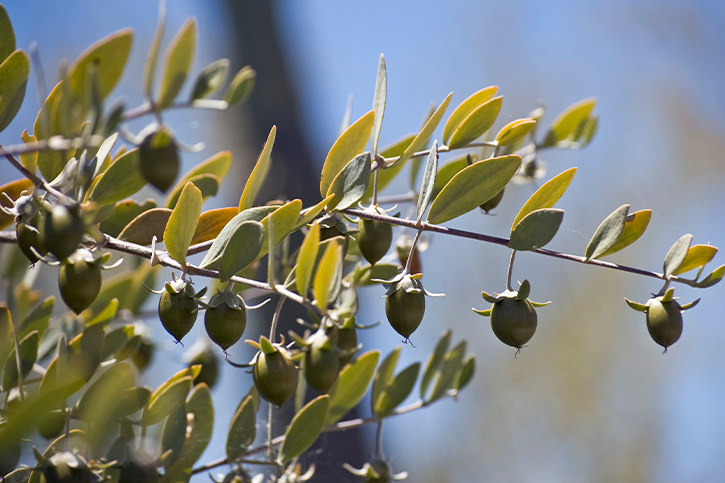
0;4;723;483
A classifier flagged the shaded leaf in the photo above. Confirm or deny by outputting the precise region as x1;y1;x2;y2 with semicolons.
320;111;375;197
278;395;329;463
508;208;564;251
158;18;196;108
295;194;334;229
19;129;37;174
454;355;475;391
226;395;256;460
429;341;466;402
3;331;38;390
0;307;13;378
143;0;165;98
585;204;629;261
224;65;255;106
191;207;238;245
597;209;651;258
296;223;320;299
416;140;439;222
428;155;521;225
511;167;576;231
442;86;498;145
219;221;265;282
99;198;157;238
143;376;193;426
395;93;452;168
448;96;502;149
313;240;342;310
371;347;400;412
163;182;202;266
420;330;451;399
118;208;172;246
88;149;146;206
541;97;597;148
165;174;219;209
695;265;725;288
19;296;54;340
362;134;415;201
664;234;693;277
327;350;380;424
673;245;718;275
0;5;15;63
374;362;420;417
191;58;229;100
326;152;371;210
0;49;30;132
240;126;276;211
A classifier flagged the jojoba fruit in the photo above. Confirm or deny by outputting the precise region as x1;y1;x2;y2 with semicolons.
38;407;66;440
58;253;102;314
158;281;199;343
253;347;297;406
337;325;358;366
304;338;340;393
41;451;93;483
139;126;180;193
490;298;537;349
385;287;425;340
646;299;683;350
16;214;47;263
357;217;393;266
41;204;85;261
205;303;246;351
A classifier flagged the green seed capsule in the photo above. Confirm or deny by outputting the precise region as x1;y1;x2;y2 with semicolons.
304;338;340;393
205;303;246;351
357;217;393;266
158;282;199;343
41;205;85;261
646;299;683;349
385;288;425;340
58;255;102;314
253;347;297;406
490;298;537;349
139;126;180;193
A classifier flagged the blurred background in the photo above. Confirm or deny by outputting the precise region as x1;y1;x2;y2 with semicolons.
3;0;725;481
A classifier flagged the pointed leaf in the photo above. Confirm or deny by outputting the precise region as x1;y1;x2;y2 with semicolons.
326;152;371;210
118;208;172;246
19;296;54;341
362;134;416;200
508;208;564;251
442;86;498;144
67;29;133;110
541;97;597;148
295;194;335;229
428;155;521;225
279;395;329;463
511;167;576;230
454;355;475;391
664;234;693;277
75;362;134;422
3;331;38;390
327;350;380;424
672;245;718;275
143;376;193;426
417;141;438;222
371;347;400;412
495;118;536;146
143;0;165;98
167;150;231;208
191;207;238;245
168;384;214;472
0;307;13;377
88;149;146;206
0;49;29;132
625;298;649;312
585;204;629;261
395;93;452;168
597;209;652;258
239;126;276;211
321;110;375;197
695;265;725;288
0;5;15;63
429;341;466;402
448;96;502;149
420;330;451;399
165;174;219;209
161;404;187;470
226;395;256;460
374;362;420;417
224;65;255;106
371;54;387;158
191;58;229;100
163;182;202;266
313;240;341;310
158;18;196;108
219;221;265;282
258;200;303;259
296;224;320;299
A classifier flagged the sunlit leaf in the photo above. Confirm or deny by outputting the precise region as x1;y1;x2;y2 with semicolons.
371;53;387;158
395;93;452;168
88;149;146;206
191;207;238;245
219;221;264;282
143;376;193;426
508;208;564;251
511;167;576;231
295;194;334;229
664;234;693;277
157;18;196;108
163;182;202;266
0;49;30;132
327;350;380;424
695;265;725;288
313;240;341;310
672;245;718;276
240;126;276;211
541;97;596;148
495;118;536;146
99;198;157;238
224;65;256;106
0;178;33;229
448;96;502;149
320;111;375;197
597;209;651;258
326;152;371;210
417;141;438;222
442;86;498;144
278;395;329;463
429;156;469;202
362;134;415;201
296;224;320;299
585;204;629;261
165;174;219;209
118;208;172;246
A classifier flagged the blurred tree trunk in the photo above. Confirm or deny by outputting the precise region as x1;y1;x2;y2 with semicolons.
220;0;367;477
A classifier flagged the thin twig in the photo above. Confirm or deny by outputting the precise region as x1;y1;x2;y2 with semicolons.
1;147;74;204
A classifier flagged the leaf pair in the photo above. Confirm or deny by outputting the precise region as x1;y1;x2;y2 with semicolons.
420;331;474;403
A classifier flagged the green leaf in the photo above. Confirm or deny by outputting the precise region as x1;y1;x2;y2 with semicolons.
415;140;439;222
410;104;438;189
3;331;38;390
85;298;119;327
371;53;387;158
428;155;521;225
362;134;416;201
0;5;15;63
597;209;651;258
118;208;172;246
585;204;629;261
321;110;375;197
352;262;400;286
673;245;718;275
88;149;147;206
165;174;219;210
157;18;196;108
495;118;536;146
163;182;202;266
226;395;257;460
511;167;576;231
508;208;564;251
0;307;13;378
99;199;157;238
695;265;725;288
224;65;256;106
75;363;134;422
219;221;265;282
166;150;232;208
313;240;342;310
395;93;452;168
295;194;334;229
258;200;303;260
278;395;329;463
429;156;470;201
0;49;29;132
374;363;420;417
199;206;276;269
420;330;451;399
239;126;276;211
68;324;106;381
371;347;400;412
143;0;165;98
454;355;475;391
442;86;498;145
67;29;133;110
327;350;380;424
160;403;187;470
326;152;371;210
191;58;229;100
578;114;599;147
191;207;238;245
541;97;597;148
664;234;693;277
143;376;193;426
429;341;466;402
448;96;502;149
296;224;320;299
19;296;54;340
